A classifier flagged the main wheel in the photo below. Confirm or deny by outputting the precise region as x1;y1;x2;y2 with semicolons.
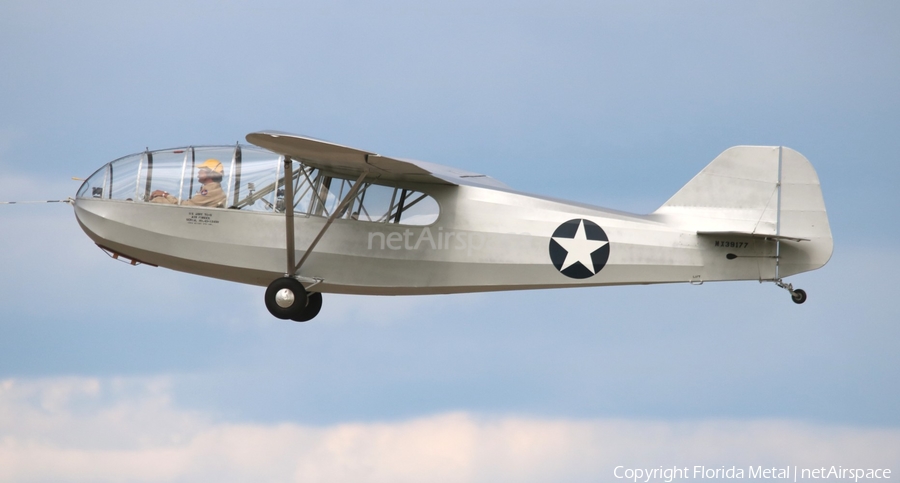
290;292;323;322
265;277;308;320
791;288;807;304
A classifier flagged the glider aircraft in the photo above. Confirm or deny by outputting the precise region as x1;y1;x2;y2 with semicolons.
70;131;833;321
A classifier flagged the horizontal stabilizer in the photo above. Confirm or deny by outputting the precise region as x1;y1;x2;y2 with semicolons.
697;231;810;243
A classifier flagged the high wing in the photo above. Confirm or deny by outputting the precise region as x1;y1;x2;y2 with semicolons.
246;130;508;189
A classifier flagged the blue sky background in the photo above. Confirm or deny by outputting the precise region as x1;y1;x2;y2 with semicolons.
1;1;899;481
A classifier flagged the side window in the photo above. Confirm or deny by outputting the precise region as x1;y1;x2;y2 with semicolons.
350;182;394;222
224;146;282;212
137;150;188;202
78;164;108;199
229;159;318;214
187;147;232;205
391;189;439;225
108;154;142;201
303;176;440;225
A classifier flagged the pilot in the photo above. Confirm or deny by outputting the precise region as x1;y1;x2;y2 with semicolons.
150;159;226;207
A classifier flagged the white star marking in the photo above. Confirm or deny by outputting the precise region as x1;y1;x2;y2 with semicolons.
552;220;609;274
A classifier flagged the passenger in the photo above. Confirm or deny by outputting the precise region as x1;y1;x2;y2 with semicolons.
150;159;226;207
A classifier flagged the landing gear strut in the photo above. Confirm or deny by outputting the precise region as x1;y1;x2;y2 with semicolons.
775;279;807;305
265;277;323;321
264;156;353;323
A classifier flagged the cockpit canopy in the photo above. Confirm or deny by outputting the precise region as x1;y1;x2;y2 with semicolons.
78;145;439;225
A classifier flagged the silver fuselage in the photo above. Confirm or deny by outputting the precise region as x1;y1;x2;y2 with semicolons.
74;182;816;295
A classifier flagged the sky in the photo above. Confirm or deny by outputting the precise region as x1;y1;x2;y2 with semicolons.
1;1;899;481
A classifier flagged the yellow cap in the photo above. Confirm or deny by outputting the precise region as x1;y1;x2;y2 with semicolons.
198;159;224;174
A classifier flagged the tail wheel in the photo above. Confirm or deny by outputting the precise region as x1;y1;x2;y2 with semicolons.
265;277;308;320
291;292;323;322
791;288;808;304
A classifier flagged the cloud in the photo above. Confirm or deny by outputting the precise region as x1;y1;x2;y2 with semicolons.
1;377;898;483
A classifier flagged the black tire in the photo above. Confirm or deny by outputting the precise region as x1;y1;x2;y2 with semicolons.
290;292;323;322
791;288;807;304
265;277;308;320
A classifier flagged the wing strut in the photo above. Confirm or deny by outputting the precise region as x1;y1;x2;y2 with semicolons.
293;170;368;274
283;156;296;275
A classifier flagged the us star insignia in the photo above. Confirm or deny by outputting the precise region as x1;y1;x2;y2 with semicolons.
549;219;610;279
